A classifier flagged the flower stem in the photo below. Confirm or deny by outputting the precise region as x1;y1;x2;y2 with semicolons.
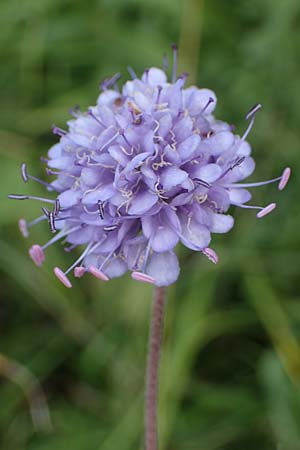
145;286;166;450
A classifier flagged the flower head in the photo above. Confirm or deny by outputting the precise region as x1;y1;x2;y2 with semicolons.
10;48;291;287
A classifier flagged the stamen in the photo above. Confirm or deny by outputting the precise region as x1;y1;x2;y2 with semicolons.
119;129;132;148
242;104;262;142
42;226;81;251
241;118;254;141
21;162;53;189
64;244;77;253
97;200;105;220
41;207;50;218
200;97;215;116
74;267;86;278
131;271;155;285
225;167;291;192
18;215;46;238
100;73;121;91
64;242;95;275
53;267;72;288
88;265;109;281
54;199;60;216
231;156;246;170
19;219;29;238
52;125;67;137
178;72;189;83
171;43;178;83
246;103;262;120
278;167;291;191
194;178;211;189
48;212;56;233
99;130;119;152
155;86;163;105
21;162;28;182
143;68;149;82
103;224;118;232
8;194;55;204
202;248;219;264
69;104;81;118
217;156;246;182
87;109;105;127
29;245;45;267
256;202;276;218
127;66;137;80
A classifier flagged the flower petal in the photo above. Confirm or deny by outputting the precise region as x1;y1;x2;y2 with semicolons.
58;189;81;208
160;166;188;190
228;188;252;204
151;225;179;252
146;251;180;286
180;214;211;250
192;163;222;183
177;134;201;160
128;191;158;215
209;213;234;233
142;67;167;86
82;184;115;204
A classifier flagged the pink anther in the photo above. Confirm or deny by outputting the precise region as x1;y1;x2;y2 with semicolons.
278;167;291;191
19;218;29;238
202;247;219;264
29;244;45;266
257;202;276;218
131;271;155;284
53;267;72;288
74;266;86;278
88;265;109;281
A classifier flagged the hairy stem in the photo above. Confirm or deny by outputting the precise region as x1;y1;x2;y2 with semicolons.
145;286;166;450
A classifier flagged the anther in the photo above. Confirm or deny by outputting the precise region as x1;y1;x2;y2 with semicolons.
155;86;163;105
41;207;50;218
231;156;246;170
194;178;211;189
103;224;118;232
256;202;276;218
18;219;29;238
53;267;72;288
74;267;86;278
21;162;29;182
48;212;56;233
88;265;109;281
200;97;215;115
100;73;121;91
278;167;291;191
69;104;81;118
29;245;45;267
246;103;262;120
20;163;54;189
8;194;29;200
131;272;155;285
53;199;60;216
97;200;105;220
202;248;219;264
52;125;67;136
8;194;55;204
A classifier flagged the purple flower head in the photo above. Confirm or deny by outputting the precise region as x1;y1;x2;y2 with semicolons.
10;48;291;287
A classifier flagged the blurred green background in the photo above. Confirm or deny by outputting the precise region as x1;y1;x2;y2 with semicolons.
0;0;300;449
